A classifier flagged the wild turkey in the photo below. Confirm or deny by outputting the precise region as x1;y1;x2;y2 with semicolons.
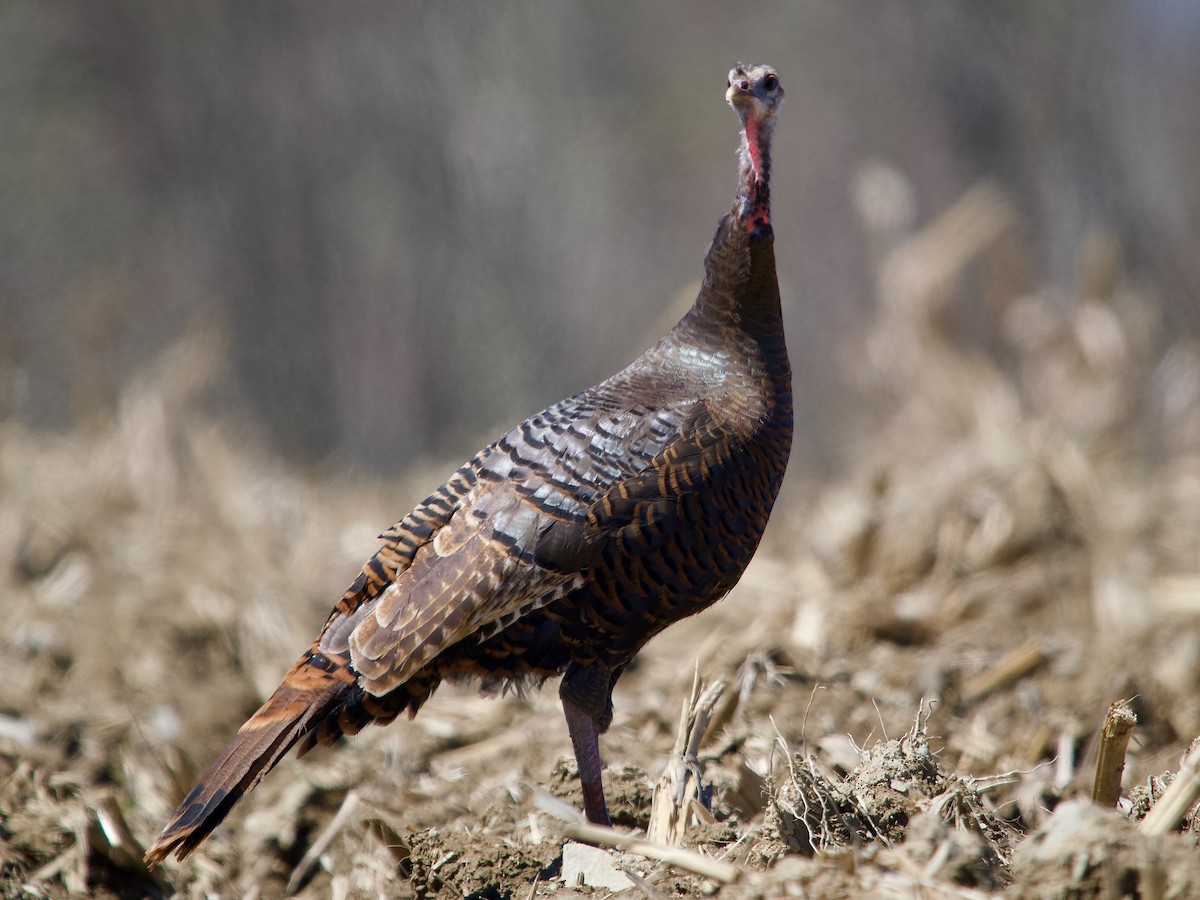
145;61;791;865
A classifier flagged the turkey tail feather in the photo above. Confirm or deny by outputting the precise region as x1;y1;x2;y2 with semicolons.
144;649;356;865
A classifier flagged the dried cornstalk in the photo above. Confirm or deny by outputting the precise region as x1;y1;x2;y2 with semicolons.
1140;739;1200;837
1091;700;1136;806
879;181;1017;316
648;674;726;846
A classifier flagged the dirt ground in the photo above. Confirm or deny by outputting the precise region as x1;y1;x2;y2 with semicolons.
4;191;1200;898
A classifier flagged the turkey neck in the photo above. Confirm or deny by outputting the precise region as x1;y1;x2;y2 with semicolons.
735;113;773;233
683;115;784;353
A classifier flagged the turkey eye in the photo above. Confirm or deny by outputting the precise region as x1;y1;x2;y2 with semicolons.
763;74;778;91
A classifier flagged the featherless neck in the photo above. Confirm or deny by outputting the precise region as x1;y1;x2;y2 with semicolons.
679;64;786;361
734;116;773;234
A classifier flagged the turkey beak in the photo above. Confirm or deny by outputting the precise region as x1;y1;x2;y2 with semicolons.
725;74;751;105
727;85;764;121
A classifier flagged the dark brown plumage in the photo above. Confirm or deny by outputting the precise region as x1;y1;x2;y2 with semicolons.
145;62;791;865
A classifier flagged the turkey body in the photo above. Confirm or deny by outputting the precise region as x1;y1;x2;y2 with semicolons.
316;213;792;739
147;62;790;865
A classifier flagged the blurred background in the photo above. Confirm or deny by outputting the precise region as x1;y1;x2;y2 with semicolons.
3;1;1198;477
7;5;1200;894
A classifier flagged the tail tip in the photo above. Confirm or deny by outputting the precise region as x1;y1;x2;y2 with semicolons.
143;833;190;868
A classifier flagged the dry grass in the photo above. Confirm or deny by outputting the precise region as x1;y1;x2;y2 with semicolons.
3;181;1200;898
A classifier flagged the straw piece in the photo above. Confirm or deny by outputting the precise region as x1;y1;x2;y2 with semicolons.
961;638;1048;703
561;822;740;884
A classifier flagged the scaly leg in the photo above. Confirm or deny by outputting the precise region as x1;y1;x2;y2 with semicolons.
561;694;611;826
